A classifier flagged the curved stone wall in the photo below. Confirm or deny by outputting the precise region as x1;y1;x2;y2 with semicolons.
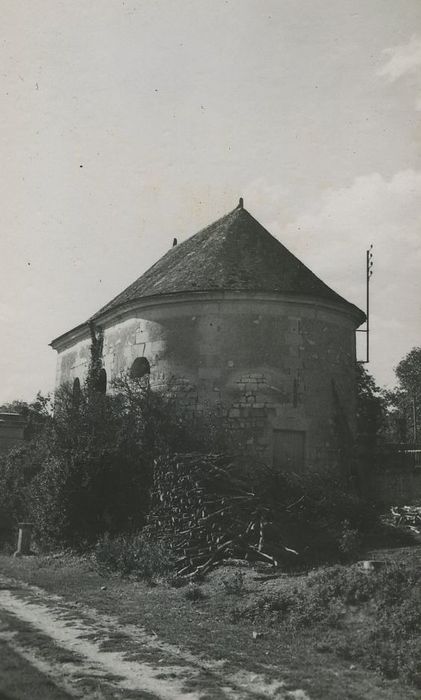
54;292;359;471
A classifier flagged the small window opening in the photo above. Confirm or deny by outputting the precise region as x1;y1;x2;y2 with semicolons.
72;377;81;405
96;368;107;394
130;357;150;379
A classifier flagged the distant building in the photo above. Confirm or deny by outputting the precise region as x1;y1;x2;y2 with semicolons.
0;413;26;455
51;201;365;472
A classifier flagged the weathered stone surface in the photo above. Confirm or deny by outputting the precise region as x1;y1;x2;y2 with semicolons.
52;294;360;471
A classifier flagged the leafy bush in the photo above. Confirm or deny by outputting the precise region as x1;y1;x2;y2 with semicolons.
94;530;175;580
0;357;235;550
0;340;378;562
338;519;363;558
184;584;206;602
27;382;156;546
0;371;211;548
221;571;246;595
0;419;52;546
266;468;378;563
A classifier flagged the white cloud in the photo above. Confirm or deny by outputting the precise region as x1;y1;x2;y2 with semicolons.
378;35;421;110
378;35;421;81
247;171;421;387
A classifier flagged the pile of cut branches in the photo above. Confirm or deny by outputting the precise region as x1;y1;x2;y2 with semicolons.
148;452;298;578
391;505;421;535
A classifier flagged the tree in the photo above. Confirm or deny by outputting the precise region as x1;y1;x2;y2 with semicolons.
28;374;188;547
386;347;421;444
356;364;386;452
0;325;232;549
396;347;421;392
0;394;53;544
0;393;52;440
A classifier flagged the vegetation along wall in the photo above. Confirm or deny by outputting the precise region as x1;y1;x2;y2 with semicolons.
53;291;359;473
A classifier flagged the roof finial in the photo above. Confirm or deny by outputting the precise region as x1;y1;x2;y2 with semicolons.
238;197;244;209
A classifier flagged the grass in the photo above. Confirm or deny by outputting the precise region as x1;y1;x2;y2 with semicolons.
94;531;175;580
184;584;206;601
1;548;421;699
0;639;74;700
233;560;421;686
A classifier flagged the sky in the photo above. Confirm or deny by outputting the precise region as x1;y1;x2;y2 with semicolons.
1;0;421;403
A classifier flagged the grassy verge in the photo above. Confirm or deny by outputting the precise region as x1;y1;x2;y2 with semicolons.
1;548;420;699
0;638;74;700
232;559;421;686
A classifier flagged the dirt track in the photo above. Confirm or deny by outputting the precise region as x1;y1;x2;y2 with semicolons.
0;574;310;699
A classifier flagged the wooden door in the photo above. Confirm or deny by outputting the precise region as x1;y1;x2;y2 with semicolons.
273;430;305;473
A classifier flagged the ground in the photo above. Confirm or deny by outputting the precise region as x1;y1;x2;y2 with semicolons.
0;549;419;700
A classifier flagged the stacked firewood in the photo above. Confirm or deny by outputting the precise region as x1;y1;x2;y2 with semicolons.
391;505;421;535
148;452;298;578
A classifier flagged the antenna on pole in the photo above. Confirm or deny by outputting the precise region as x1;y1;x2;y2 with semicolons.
357;244;374;363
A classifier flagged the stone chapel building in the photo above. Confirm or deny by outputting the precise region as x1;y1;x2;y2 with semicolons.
51;200;365;472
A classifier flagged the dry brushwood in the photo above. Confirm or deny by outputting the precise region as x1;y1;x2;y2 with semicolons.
148;453;299;578
390;505;421;534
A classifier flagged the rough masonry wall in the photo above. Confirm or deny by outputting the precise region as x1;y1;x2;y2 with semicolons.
55;295;358;471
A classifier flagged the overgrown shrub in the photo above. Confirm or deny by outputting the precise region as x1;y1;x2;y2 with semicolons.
0;351;238;549
0;347;378;560
269;469;378;563
27;382;157;546
221;571;246;595
253;466;378;563
94;530;175;580
184;584;206;602
338;519;362;558
0;370;219;548
0;417;52;547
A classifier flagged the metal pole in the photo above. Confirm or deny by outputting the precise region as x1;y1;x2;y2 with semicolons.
413;393;418;444
356;245;373;364
366;249;370;363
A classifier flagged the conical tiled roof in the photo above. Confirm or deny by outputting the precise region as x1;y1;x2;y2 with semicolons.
90;203;364;322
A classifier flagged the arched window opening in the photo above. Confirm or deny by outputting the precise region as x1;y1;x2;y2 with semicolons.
72;377;81;405
96;368;107;394
130;357;150;380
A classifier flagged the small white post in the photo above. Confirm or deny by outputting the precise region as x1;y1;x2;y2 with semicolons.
14;522;33;557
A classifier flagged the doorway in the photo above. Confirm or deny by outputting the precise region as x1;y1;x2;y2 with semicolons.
273;429;306;473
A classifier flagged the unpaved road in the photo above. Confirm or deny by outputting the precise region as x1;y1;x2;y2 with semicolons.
0;575;309;699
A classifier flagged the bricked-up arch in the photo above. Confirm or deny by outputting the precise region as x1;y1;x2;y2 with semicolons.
130;356;150;379
96;368;107;394
72;377;81;404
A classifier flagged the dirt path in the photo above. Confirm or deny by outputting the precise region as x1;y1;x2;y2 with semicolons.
0;575;309;699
